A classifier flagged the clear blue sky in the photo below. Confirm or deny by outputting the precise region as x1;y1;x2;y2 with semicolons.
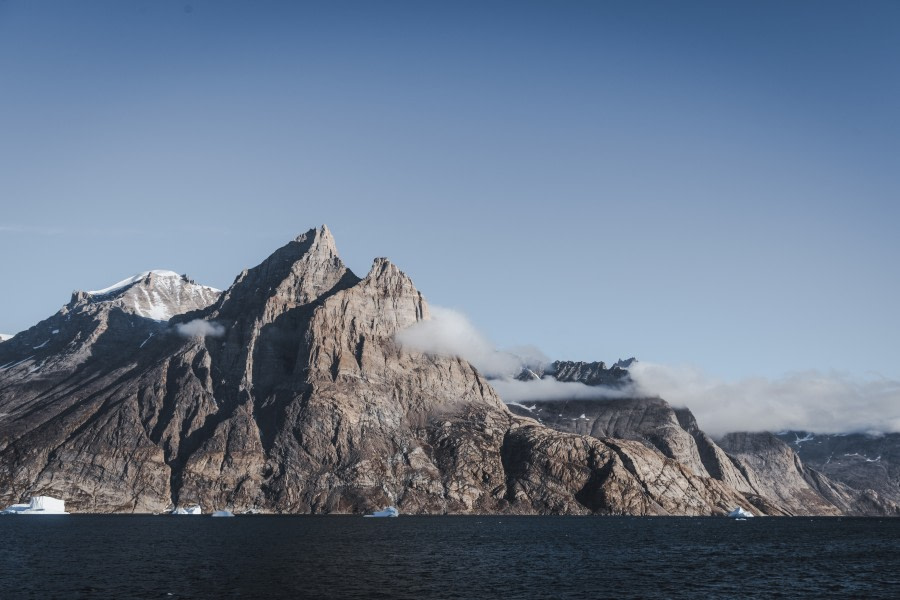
1;0;898;380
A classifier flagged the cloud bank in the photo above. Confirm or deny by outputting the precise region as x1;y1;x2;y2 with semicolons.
629;362;900;437
175;319;225;339
395;306;900;436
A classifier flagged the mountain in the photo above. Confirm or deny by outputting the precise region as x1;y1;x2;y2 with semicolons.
505;363;898;516
0;226;766;515
774;431;900;509
3;226;892;516
0;334;13;343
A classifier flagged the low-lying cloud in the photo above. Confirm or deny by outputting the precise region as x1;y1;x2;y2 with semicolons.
490;377;633;403
175;319;226;339
395;306;900;436
629;362;900;437
395;306;546;378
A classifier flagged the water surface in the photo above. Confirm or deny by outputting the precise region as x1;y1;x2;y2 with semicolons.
1;516;898;599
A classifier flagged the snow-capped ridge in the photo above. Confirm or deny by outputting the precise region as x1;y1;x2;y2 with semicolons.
0;334;14;343
87;270;219;296
75;271;223;322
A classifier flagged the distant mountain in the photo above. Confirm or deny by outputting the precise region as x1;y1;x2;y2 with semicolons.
0;334;13;343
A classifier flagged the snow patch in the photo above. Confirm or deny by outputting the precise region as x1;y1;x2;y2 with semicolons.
33;340;49;350
0;333;15;342
793;433;815;445
139;333;155;348
0;356;34;371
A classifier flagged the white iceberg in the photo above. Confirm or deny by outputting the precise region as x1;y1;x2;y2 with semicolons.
727;506;754;518
364;506;399;518
1;496;68;515
171;505;202;515
211;510;234;517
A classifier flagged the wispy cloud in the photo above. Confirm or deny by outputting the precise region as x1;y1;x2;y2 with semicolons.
175;319;225;339
629;362;900;437
0;224;66;235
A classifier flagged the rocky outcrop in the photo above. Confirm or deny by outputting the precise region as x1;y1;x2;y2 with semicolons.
516;360;630;387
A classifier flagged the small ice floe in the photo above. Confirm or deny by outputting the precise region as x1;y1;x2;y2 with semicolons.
727;507;754;518
364;506;399;518
211;510;235;517
171;505;202;515
1;496;68;515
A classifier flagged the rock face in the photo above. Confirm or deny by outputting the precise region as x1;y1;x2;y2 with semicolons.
0;226;766;515
505;367;898;516
717;432;898;516
774;431;900;511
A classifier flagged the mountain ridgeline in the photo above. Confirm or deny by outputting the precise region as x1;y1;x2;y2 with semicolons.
0;226;895;516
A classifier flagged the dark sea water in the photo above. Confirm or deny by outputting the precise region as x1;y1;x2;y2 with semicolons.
1;516;899;599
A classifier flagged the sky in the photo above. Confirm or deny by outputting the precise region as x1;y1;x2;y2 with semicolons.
2;0;899;387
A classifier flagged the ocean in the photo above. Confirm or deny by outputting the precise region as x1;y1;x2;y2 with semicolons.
1;516;898;599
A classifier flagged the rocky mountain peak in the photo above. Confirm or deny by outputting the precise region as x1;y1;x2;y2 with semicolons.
217;226;353;320
547;360;632;387
68;270;221;322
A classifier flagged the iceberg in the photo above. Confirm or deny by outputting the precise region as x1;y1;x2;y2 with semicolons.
727;506;754;518
364;506;399;518
1;496;68;515
171;505;202;515
211;510;235;517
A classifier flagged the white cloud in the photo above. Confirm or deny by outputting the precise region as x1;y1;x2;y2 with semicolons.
395;306;546;378
175;319;225;339
490;377;633;403
629;362;900;437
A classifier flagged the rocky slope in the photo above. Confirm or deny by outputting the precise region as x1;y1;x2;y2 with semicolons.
505;364;898;516
775;431;900;509
1;226;761;515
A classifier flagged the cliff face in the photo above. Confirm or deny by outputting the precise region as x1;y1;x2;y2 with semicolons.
773;431;900;512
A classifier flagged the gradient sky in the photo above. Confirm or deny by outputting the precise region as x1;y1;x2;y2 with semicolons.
1;0;898;380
